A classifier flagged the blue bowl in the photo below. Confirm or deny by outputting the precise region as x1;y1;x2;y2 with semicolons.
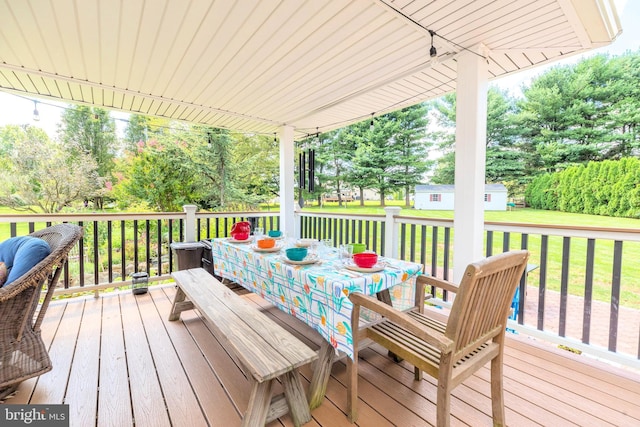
285;247;308;261
268;230;282;238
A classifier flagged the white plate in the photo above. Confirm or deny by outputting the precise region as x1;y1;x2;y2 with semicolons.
295;238;316;247
251;245;283;253
227;237;251;243
282;256;319;265
345;263;386;273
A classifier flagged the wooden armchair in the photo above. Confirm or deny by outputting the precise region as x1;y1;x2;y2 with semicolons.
347;250;529;426
0;223;83;399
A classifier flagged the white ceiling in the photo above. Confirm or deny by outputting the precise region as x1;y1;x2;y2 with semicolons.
0;0;621;140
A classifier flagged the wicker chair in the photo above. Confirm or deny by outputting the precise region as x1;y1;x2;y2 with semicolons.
0;223;83;398
347;250;529;426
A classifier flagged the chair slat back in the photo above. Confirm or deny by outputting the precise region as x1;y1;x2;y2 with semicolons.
445;250;529;361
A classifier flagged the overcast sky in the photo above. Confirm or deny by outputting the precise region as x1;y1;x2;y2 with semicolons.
0;0;633;139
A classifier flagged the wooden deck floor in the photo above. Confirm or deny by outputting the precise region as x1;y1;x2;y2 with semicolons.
4;284;640;427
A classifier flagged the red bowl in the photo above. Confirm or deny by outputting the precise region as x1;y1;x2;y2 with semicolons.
232;232;249;241
353;252;378;268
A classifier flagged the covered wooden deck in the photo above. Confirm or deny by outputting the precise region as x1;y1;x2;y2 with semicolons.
4;284;640;426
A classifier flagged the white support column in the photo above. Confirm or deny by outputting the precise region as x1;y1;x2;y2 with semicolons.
182;204;198;242
453;45;489;281
279;126;297;239
384;206;401;258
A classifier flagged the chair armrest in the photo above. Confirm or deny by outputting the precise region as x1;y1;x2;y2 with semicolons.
417;275;459;294
349;292;454;353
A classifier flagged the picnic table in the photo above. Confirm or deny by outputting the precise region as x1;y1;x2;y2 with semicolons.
209;237;423;407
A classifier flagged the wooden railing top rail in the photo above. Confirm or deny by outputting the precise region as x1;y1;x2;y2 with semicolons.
484;221;640;241
3;211;640;242
299;211;385;220
0;212;186;223
195;211;277;219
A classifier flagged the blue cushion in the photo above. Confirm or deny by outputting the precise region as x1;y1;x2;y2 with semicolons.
0;236;51;286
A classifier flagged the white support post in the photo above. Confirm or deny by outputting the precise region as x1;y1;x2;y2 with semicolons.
384;206;401;258
183;204;198;242
453;45;489;281
279;126;297;239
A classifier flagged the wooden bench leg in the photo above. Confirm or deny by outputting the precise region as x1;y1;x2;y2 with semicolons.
307;340;335;409
243;380;273;427
282;369;312;426
168;287;194;321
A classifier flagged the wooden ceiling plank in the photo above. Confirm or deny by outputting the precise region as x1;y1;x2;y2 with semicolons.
211;0;369;110
97;0;122;87
29;75;51;96
197;0;328;107
47;0;86;80
247;25;423;119
126;0;171;92
481;3;565;48
160;0;241;99
438;0;545;48
0;71;13;89
141;0;198;95
130;96;144;113
183;0;295;103
68;83;83;102
0;71;25;92
0;1;39;69
112;91;124;110
74;0;101;83
112;0;146;90
489;53;519;74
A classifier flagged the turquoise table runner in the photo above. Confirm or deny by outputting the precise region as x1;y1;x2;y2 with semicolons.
210;238;423;359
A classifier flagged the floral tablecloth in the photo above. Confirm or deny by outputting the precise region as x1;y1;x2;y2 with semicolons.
209;238;423;359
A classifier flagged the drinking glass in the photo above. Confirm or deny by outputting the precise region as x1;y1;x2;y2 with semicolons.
321;238;333;256
254;227;264;238
340;244;353;266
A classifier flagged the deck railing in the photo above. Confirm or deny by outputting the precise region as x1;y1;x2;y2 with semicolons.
1;208;639;369
299;209;640;369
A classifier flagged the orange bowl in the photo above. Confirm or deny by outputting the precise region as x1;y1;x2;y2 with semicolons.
257;238;276;249
353;252;378;268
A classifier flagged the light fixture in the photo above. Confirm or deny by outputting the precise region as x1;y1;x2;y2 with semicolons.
429;30;437;58
369;113;375;131
32;100;40;122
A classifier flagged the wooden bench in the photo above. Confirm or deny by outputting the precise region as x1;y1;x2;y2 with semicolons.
169;268;318;426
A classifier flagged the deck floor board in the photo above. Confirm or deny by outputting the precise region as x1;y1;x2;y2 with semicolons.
4;284;639;427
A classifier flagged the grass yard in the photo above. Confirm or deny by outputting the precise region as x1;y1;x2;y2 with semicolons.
302;200;640;227
3;203;640;309
300;202;640;310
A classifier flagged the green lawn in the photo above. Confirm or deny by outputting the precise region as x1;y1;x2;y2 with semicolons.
299;202;640;309
301;201;640;228
4;204;640;308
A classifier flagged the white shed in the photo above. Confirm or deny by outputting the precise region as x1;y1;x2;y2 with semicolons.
415;184;508;211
